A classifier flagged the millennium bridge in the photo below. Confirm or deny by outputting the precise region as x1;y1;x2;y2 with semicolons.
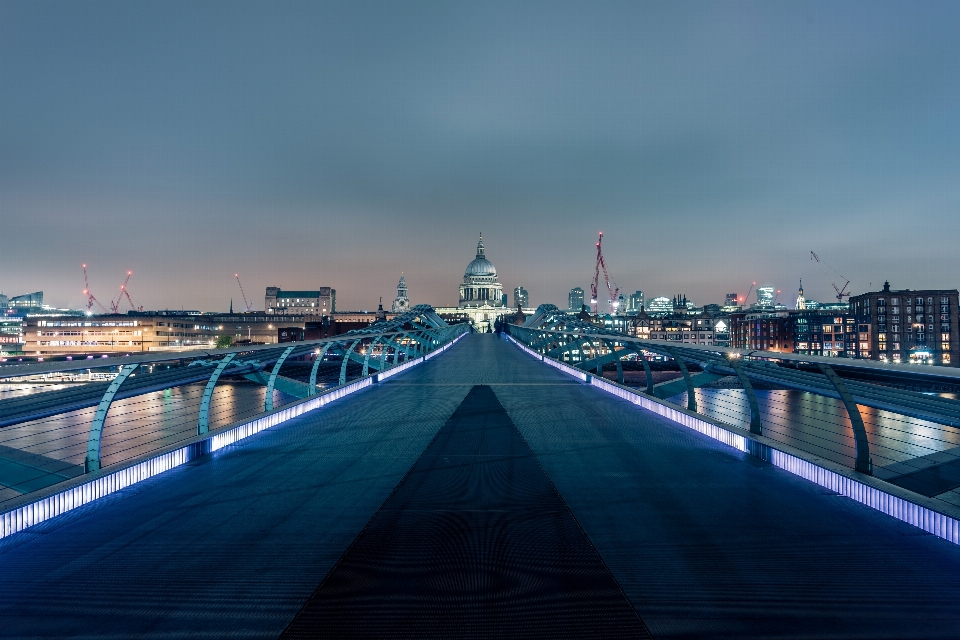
2;304;960;637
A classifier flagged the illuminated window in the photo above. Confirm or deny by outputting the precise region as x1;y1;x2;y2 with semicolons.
945;354;952;364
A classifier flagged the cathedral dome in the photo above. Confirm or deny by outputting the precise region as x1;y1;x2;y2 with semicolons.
464;236;496;278
465;257;496;277
458;234;505;310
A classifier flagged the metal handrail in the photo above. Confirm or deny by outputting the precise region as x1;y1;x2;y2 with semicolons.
9;322;470;478
506;324;960;477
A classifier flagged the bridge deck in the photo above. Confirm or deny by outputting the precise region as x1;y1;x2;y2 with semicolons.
1;334;960;638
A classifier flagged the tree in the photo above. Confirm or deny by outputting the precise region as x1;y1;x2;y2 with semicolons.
215;335;234;349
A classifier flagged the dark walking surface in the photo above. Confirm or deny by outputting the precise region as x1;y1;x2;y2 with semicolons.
2;334;960;638
281;385;649;638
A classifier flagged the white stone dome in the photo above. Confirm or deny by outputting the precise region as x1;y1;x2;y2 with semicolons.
465;257;496;277
464;236;496;278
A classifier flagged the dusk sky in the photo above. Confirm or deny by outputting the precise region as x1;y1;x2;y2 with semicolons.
2;1;959;311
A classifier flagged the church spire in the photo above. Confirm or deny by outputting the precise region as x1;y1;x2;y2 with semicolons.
476;233;485;259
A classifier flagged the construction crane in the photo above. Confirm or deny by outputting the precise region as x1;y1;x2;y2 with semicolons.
589;232;620;315
773;289;781;306
740;282;756;307
235;274;253;312
117;271;143;311
810;251;851;302
81;264;108;314
110;271;133;313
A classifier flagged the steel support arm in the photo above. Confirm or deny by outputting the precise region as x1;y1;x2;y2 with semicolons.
197;353;238;435
730;358;762;435
579;343;628;373
547;337;587;363
85;363;139;473
817;363;872;474
340;339;361;385
393;332;413;364
363;337;385;376
308;342;337;396
265;345;297;412
546;336;585;360
663;346;697;412
635;348;655;395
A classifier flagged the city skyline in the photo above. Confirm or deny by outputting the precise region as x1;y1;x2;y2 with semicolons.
4;1;960;310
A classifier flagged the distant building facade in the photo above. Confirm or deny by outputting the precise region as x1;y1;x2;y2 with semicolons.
756;286;775;307
514;286;528;308
4;292;43;309
0;315;24;353
630;307;730;346
849;282;959;366
646;296;673;315
19;309;398;356
568;287;584;311
627;291;644;312
265;287;336;315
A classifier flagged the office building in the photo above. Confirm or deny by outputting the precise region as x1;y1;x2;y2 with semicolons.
0;315;24;354
265;287;336;315
646;297;673;315
756;286;775;307
4;291;43;309
568;287;585;311
514;286;529;308
849;282;959;366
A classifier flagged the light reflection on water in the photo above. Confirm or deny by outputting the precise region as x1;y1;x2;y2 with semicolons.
662;388;960;469
0;383;83;400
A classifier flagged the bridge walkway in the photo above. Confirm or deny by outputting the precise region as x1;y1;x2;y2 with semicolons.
0;334;959;638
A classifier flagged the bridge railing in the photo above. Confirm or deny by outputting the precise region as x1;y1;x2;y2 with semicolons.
0;322;469;509
505;324;960;478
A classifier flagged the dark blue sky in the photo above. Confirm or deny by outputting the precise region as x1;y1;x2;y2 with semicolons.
2;1;959;311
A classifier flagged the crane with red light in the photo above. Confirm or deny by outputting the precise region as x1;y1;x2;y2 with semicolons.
810;251;851;302
81;264;108;314
739;282;756;308
589;232;620;315
235;274;253;312
110;271;134;313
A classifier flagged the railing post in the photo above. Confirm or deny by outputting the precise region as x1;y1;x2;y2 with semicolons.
663;346;697;412
197;353;237;435
729;358;762;435
309;341;336;396
340;339;362;385
85;363;138;473
817;363;872;474
265;345;297;412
